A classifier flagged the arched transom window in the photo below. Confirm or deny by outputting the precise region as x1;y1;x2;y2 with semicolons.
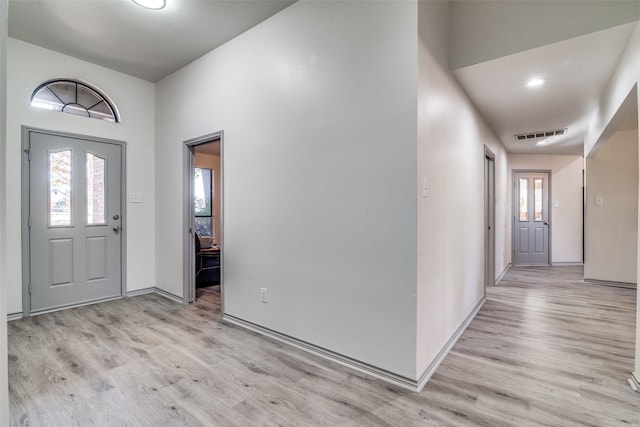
30;79;120;123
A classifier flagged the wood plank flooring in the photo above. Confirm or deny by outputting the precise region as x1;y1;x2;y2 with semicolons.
8;266;640;426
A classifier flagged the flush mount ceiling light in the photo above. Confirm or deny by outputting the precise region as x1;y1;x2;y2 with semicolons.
526;77;546;88
131;0;166;10
536;140;549;146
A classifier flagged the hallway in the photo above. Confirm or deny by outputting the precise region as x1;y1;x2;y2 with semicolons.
436;266;638;426
7;267;639;426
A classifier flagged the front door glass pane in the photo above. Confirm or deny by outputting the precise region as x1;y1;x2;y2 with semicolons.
519;178;528;221
534;178;543;221
49;150;72;226
86;153;106;225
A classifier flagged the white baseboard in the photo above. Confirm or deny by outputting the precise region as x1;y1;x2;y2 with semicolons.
414;296;486;392
583;278;636;289
153;288;184;303
495;264;511;285
126;287;156;297
628;371;639;392
127;287;184;304
223;296;486;393
551;262;584;266
7;312;23;321
222;314;420;392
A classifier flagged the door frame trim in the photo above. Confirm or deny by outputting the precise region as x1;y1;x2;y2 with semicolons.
511;169;552;266
182;131;224;308
21;126;127;317
484;145;495;293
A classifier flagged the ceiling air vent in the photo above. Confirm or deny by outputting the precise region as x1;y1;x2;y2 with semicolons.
514;128;567;141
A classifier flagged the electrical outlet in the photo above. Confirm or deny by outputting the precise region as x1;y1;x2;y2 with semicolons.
260;288;268;303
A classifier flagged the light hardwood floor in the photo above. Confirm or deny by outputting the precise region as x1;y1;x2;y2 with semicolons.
8;266;640;426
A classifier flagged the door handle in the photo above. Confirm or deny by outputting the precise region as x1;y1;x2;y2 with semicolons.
113;226;121;233
544;222;549;226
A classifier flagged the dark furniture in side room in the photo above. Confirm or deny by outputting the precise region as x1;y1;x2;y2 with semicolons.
195;234;220;288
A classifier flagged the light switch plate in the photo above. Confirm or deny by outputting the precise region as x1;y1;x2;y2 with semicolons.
422;178;429;198
595;196;604;206
129;192;143;203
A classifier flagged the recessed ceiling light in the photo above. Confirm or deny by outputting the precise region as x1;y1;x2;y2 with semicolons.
527;78;545;88
536;140;549;146
132;0;166;10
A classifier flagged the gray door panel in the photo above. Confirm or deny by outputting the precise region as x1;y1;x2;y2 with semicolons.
485;154;496;287
514;172;550;265
29;131;122;312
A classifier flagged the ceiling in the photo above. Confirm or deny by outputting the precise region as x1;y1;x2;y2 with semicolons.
7;0;639;156
453;22;637;155
8;0;295;82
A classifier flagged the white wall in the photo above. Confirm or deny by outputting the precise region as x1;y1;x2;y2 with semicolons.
156;1;419;378
585;23;640;156
585;129;638;283
0;0;8;423
416;0;509;379
6;39;156;314
580;11;640;390
508;154;584;264
194;151;221;243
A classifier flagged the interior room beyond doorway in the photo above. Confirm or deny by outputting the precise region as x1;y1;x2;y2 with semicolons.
194;140;221;300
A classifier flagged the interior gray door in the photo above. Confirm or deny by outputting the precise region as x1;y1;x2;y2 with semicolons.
514;172;550;266
29;131;122;313
485;153;495;287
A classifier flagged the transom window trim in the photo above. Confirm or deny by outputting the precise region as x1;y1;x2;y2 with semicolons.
30;79;120;123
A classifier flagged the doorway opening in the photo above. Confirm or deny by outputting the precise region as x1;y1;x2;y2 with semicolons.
512;170;551;266
183;132;223;306
484;146;495;291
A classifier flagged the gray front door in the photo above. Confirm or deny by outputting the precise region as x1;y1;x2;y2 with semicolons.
28;131;123;313
514;171;550;265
